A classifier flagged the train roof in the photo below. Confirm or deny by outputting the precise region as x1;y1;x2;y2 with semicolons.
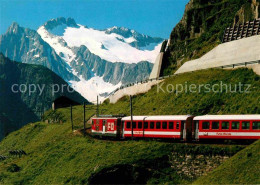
122;115;191;121
93;117;118;119
122;116;148;121
193;115;260;121
145;115;191;121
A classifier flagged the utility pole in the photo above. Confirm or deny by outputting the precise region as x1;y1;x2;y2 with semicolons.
41;103;44;122
71;104;73;131
96;96;99;117
83;102;86;133
130;95;133;140
41;106;44;122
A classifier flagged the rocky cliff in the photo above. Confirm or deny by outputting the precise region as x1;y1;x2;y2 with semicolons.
0;22;76;81
161;0;260;75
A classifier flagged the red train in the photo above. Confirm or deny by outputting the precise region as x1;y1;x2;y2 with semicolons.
91;115;260;141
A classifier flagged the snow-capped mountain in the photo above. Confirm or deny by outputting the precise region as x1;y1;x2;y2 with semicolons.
0;22;76;81
104;26;163;50
0;17;163;102
38;17;162;64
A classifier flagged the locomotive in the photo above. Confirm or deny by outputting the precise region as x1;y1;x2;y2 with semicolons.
91;115;260;141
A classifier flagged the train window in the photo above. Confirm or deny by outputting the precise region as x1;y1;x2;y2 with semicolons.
212;121;220;129
202;121;210;129
252;121;260;130
169;122;174;129
156;122;161;129
222;121;229;129
138;122;142;129
162;122;167;129
242;121;250;130
150;122;154;129
232;121;239;130
92;120;94;126
176;122;180;129
126;122;131;129
144;122;148;129
132;122;136;129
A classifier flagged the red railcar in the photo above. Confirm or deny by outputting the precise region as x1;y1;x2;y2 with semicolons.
91;115;260;141
122;115;194;140
91;116;123;138
193;115;260;140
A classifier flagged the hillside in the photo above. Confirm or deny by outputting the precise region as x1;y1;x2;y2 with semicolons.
0;67;259;184
102;68;259;116
194;140;260;184
161;0;259;75
0;119;244;184
0;54;87;140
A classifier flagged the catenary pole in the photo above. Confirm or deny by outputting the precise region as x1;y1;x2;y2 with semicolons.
83;102;86;133
130;95;133;139
96;96;99;117
71;104;73;131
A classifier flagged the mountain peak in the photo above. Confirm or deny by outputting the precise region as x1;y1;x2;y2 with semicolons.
7;22;23;34
43;17;79;30
10;22;19;27
107;26;130;31
105;26;140;39
106;26;132;33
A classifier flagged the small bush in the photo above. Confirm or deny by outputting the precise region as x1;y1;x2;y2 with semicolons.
7;164;21;172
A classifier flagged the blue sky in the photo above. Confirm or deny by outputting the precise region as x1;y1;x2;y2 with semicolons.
0;0;189;38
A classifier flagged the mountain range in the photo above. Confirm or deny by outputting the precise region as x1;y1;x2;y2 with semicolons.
0;17;163;102
0;53;87;140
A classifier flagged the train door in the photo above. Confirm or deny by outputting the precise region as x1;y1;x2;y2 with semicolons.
185;117;193;141
116;119;122;138
119;119;124;139
181;121;186;141
102;119;107;134
194;121;199;141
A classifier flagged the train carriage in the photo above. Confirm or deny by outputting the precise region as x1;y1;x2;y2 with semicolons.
193;115;260;140
91;114;260;141
122;115;194;140
91;116;123;138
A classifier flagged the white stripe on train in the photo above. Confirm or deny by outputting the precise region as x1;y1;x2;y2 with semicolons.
198;132;260;136
124;131;181;135
92;130;117;134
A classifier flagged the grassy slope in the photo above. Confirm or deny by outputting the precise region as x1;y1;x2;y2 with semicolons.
194;140;260;184
101;68;260;116
0;120;242;184
0;68;259;184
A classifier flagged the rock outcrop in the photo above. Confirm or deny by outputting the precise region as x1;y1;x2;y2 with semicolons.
161;0;260;75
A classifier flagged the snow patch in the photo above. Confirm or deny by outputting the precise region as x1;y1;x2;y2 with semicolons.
37;26;76;64
124;37;136;43
69;75;122;103
29;48;36;53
